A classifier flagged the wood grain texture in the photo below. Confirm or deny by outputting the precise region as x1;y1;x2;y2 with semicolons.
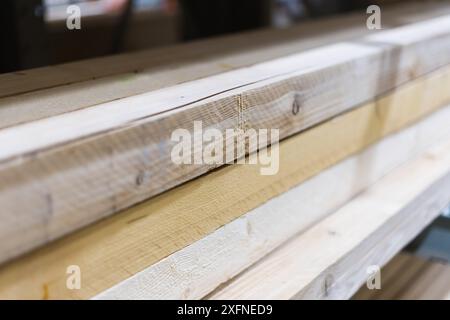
2;16;450;264
1;72;450;299
1;1;449;127
353;253;450;300
210;138;450;300
95;105;450;300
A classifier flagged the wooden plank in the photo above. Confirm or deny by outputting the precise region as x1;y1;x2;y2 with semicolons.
353;253;450;300
95;105;450;300
209;138;450;300
1;72;450;299
4;15;450;161
1;0;448;117
1;16;450;264
2;11;374;118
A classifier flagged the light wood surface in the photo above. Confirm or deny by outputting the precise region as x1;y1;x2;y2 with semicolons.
209;138;450;299
1;71;450;298
1;1;449;123
2;14;450;264
95;105;450;300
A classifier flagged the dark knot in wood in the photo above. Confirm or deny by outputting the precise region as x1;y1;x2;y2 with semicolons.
292;94;301;115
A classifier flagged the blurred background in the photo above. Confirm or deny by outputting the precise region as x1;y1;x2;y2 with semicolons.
0;0;401;73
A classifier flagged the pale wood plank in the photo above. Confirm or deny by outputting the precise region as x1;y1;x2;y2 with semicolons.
1;0;448;123
209;138;450;300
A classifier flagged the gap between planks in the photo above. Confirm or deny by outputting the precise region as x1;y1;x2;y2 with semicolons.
353;253;450;300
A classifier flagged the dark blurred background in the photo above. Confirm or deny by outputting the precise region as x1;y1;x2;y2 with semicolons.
0;0;401;73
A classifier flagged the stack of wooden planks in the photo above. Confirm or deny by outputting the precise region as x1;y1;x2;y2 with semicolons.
0;1;450;300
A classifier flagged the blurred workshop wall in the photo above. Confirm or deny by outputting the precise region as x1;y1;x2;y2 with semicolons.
44;0;179;65
1;0;423;72
0;0;49;72
271;0;417;27
178;0;272;41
